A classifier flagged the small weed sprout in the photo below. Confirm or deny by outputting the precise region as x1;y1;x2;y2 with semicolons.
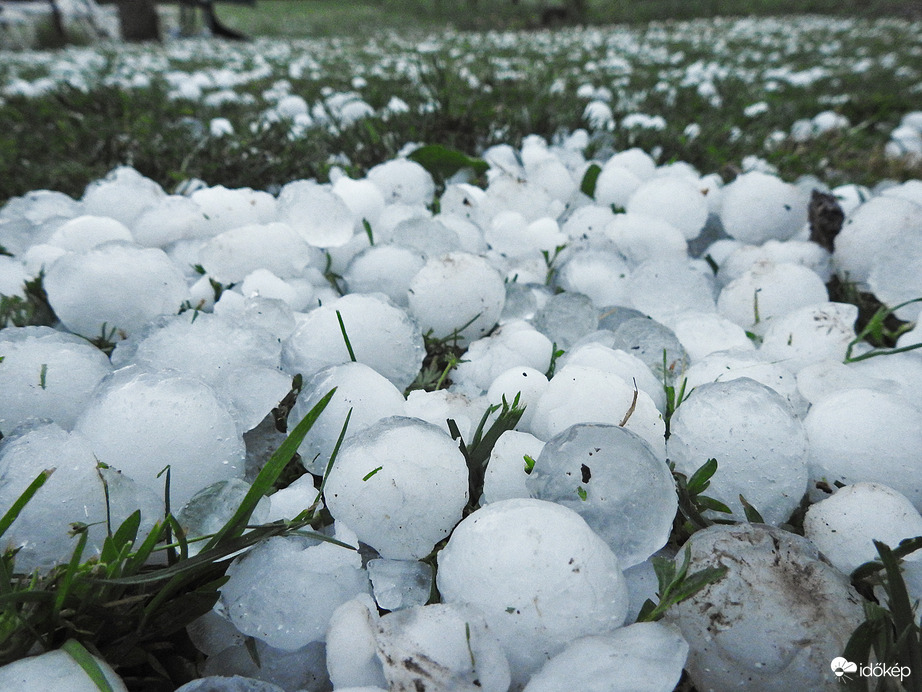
844;297;922;363
635;544;727;622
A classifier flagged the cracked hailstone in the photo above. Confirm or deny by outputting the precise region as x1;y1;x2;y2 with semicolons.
526;423;677;568
667;378;808;525
324;416;469;560
664;523;865;692
437;498;629;687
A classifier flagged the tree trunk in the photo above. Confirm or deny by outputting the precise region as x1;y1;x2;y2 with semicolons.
117;0;161;42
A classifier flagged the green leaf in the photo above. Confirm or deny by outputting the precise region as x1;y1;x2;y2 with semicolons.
62;639;115;692
576;486;587;501
363;466;383;481
336;310;357;362
738;494;765;523
686;458;717;496
696;496;733;514
407;144;488;181
523;454;536;474
580;163;602;198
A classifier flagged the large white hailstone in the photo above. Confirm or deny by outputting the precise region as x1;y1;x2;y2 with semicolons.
606;148;657;180
441;183;488;224
604;213;688;266
486;212;566;257
375;603;511;692
220;532;369;651
556;248;631;307
719;171;808;243
486;366;548;431
664;524;865;692
175;677;283;692
437;498;629;686
717;261;828;331
482;430;544;504
665;310;754;362
593;163;643;208
805;482;922;575
523;623;688;692
46;215;133;252
627;259;716;323
883;179;922;206
343;245;425;308
290;362;406;475
609;316;689;385
795;360;891;407
848;351;922;411
668;378;809;525
82;166;165;227
332;175;386;230
529;364;666;459
367;158;435;207
0;649;128;692
239;269;314;311
834;196;922;286
367;558;432;611
132;195;204;247
533;292;599;349
527;424;676;567
0;326;112;433
806;388;922;511
683;348;805;415
44;242;188;338
759;302;858;373
324;417;469;560
437;213;488;254
282;293;424;391
869;232;922;320
277;180;355;248
559;343;665;412
198;638;327;689
407;252;506;345
527;157;578;203
561;204;617;243
198;222;315;284
326;596;388;690
831;183;872;216
626;176;709;240
717;239;832;286
0;423;161;573
404;389;487;441
75;368;245;508
177;479;270;556
189;186;273;238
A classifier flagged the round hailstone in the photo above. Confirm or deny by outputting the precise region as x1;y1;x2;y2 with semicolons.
198;222;315;284
325;417;468;559
868;232;922;320
75;368;245;508
626;176;709;240
44;242;188;338
404;389;486;440
668;378;808;525
332;175;386;230
556;249;631;308
239;269;314;311
664;524;865;692
375;604;511;692
326;596;388;689
606;148;657;180
527;424;676;567
343;245;426;308
407;252;506;345
804;482;922;575
665;310;754;362
437;498;629;686
805;388;922;511
0;649;128;692
604;213;689;267
533;292;599;349
610;316;689;385
132;195;204;247
561;205;617;244
834;195;922;286
486;366;548;431
175;677;284;692
848;351;922;412
559;343;665;412
717;261;828;331
391;216;460;259
82;166;165;227
522;623;688;692
482;430;545;505
220;533;369;651
759;302;858;372
189;186;274;239
626;259;716;323
593;163;643;208
277;180;355;248
290;362;406;475
282;293;424;391
683;348;805;415
719;171;808;244
529;364;666;460
0;326;112;433
46;215;133;252
367;158;435;207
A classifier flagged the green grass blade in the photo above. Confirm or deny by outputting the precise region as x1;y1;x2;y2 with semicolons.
336;310;357;362
0;469;53;539
580;163;601;198
53;527;88;614
61;639;115;692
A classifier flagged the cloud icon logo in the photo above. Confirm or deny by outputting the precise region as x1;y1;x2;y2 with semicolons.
831;657;858;677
